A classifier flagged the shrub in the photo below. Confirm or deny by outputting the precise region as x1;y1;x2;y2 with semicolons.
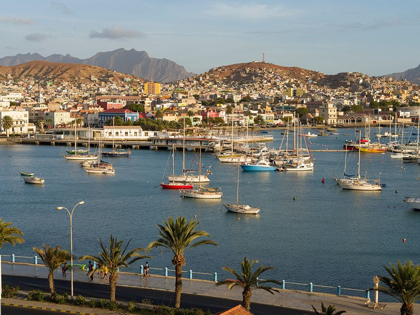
109;300;117;311
156;305;175;315
74;295;85;306
2;285;19;298
89;299;97;308
127;301;136;312
54;294;66;304
28;290;44;302
142;298;153;305
98;299;107;309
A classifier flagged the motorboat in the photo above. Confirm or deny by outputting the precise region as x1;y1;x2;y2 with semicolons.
283;158;314;172
20;172;34;176
85;165;115;175
23;176;45;185
168;174;210;183
241;158;277;171
404;197;420;210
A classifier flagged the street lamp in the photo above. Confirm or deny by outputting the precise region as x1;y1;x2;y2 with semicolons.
56;201;85;301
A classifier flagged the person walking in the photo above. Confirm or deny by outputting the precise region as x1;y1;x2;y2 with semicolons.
143;262;149;279
61;262;68;277
88;261;94;281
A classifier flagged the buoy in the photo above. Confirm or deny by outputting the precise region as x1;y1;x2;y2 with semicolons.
322;178;325;184
403;238;406;243
395;190;398;194
194;215;197;218
293;197;296;200
237;217;240;220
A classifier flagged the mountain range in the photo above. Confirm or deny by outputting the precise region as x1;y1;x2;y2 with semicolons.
0;48;193;83
383;64;420;85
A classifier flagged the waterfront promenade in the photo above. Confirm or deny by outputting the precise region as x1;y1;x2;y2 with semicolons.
1;261;405;314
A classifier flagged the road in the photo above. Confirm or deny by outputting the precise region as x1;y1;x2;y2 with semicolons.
3;275;312;315
2;305;63;315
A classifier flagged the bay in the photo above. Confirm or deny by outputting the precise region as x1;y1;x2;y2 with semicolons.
1;128;419;295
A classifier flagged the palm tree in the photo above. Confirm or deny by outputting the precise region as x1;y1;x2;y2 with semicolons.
312;302;346;315
37;120;45;133
216;257;282;311
80;235;150;302
33;245;72;299
1;116;13;137
374;260;420;315
147;216;217;308
0;219;24;249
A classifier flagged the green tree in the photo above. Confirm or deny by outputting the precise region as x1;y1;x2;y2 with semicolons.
155;110;164;119
1;116;13;137
33;245;72;299
241;96;252;102
312;302;346;315
0;218;24;249
45;118;52;128
254;115;265;126
225;97;235;104
216;257;281;311
296;107;309;116
341;106;351;114
80;235;149;303
125;103;144;112
214;117;225;125
76;118;83;127
374;260;420;315
352;105;364;113
147;217;217;309
226;105;233;115
201;100;210;106
314;116;324;124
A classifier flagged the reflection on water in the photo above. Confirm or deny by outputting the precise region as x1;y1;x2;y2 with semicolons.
0;130;419;293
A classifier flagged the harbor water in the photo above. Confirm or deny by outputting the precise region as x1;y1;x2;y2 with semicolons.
1;128;419;295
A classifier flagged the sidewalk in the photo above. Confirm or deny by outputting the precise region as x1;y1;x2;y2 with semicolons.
1;262;406;314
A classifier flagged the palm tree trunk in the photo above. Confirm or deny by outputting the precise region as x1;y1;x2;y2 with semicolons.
242;289;252;311
400;302;414;315
174;264;183;308
109;273;118;302
48;272;55;298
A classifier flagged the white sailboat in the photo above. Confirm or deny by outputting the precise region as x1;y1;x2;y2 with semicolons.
181;145;222;199
223;163;260;214
338;131;382;191
85;136;115;175
168;118;211;183
101;117;131;157
404;197;420;210
63;122;97;161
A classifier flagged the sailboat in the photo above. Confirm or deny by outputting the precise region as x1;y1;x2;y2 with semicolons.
223;163;260;214
167;118;210;183
85;136;115;175
101;117;131;157
160;145;193;189
338;131;382;191
63;122;97;161
181;145;222;199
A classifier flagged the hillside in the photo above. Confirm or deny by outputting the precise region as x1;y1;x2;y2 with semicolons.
0;60;141;84
383;64;420;85
198;61;324;84
0;48;194;83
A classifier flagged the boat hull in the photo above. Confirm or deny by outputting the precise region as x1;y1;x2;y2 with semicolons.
181;190;222;199
167;175;210;183
160;183;193;189
224;204;260;214
20;172;34;176
241;165;277;171
63;154;98;161
23;177;45;185
404;198;420;210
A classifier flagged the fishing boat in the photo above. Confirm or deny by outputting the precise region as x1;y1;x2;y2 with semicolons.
224;163;260;214
338;131;382;191
241;158;277;172
404;197;420;210
181;146;222;199
161;145;193;190
23;176;45;185
20;172;34;176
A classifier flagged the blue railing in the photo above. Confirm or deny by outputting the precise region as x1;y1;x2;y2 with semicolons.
2;253;369;300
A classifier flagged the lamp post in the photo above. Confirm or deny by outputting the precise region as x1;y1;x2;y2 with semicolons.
56;201;84;301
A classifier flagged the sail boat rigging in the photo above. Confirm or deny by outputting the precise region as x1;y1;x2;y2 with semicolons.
160;144;193;189
63;121;97;160
101;117;131;157
223;163;260;214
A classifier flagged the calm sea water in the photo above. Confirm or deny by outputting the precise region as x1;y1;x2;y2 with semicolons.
1;128;419;294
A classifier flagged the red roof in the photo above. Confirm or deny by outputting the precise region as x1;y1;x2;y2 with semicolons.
103;109;134;113
213;305;252;315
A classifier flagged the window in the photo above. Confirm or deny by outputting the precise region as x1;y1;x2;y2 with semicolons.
125;132;128;136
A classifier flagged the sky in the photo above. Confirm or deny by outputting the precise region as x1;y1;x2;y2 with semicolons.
1;0;420;77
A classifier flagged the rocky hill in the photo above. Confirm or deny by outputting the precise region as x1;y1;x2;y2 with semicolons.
196;61;324;84
0;60;141;84
383;64;420;85
0;48;193;83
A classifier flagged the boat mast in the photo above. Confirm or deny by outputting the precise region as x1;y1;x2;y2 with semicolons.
236;163;240;206
198;144;202;188
172;144;175;181
182;118;185;174
112;117;115;150
74;120;77;152
357;131;361;179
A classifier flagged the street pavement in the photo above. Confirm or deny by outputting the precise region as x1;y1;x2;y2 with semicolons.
1;261;409;314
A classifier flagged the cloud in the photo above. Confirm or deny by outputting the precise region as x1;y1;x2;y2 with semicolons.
90;25;145;40
0;16;34;25
25;33;49;42
207;2;294;20
50;1;73;15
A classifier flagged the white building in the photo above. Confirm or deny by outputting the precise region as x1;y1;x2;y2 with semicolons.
0;109;33;135
44;110;72;127
319;103;337;125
